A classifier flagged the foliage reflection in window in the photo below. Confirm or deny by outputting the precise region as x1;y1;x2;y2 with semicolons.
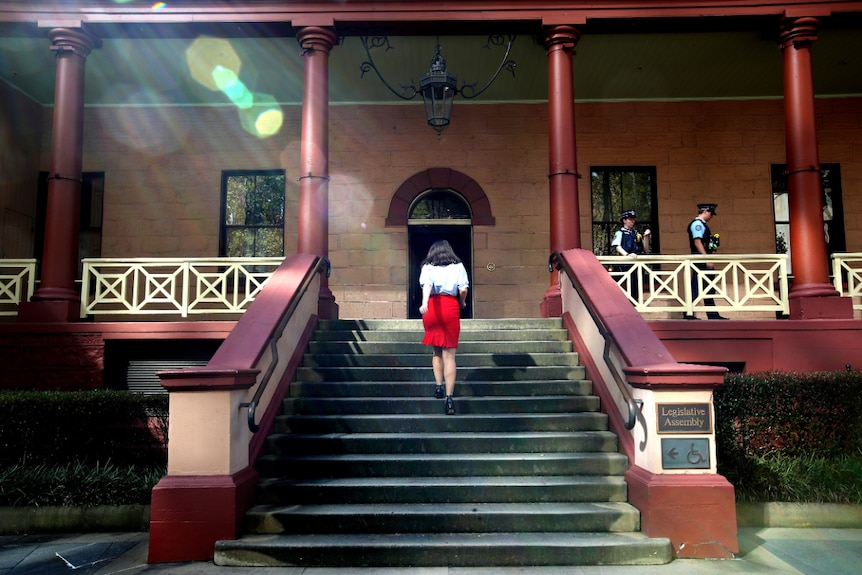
771;165;790;257
221;170;285;257
590;167;657;256
409;190;471;220
771;163;844;274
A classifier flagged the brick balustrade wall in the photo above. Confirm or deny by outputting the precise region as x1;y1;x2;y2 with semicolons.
0;332;105;390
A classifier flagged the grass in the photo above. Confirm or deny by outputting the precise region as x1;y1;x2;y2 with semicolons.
0;461;165;507
725;451;862;504
714;371;862;506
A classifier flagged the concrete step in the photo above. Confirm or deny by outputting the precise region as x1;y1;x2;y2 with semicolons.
263;430;619;455
294;365;587;381
318;318;565;331
254;475;628;504
301;352;581;368
288;379;594;397
282;395;601;415
244;502;642;534
276;412;609;434
309;329;570;342
308;340;574;354
218;317;673;567
254;452;630;478
214;532;672;567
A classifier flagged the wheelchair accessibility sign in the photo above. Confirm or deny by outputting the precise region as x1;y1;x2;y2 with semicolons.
661;438;710;469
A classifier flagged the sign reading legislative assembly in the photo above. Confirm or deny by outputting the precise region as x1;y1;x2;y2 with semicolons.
656;402;712;434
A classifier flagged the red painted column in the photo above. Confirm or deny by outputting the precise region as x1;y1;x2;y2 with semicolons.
296;27;339;320
541;26;582;318
779;17;849;319
19;28;100;323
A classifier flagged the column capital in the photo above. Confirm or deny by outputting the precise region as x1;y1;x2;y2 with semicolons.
48;26;101;58
296;26;337;55
543;25;581;52
778;16;819;50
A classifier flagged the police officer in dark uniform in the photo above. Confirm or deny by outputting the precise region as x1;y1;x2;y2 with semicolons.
612;209;650;300
686;203;727;319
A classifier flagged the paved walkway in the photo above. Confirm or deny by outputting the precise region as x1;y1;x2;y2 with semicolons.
1;528;861;574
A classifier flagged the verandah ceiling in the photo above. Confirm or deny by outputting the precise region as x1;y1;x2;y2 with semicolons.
0;4;860;107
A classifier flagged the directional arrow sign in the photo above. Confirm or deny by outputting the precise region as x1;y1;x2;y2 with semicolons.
661;438;710;469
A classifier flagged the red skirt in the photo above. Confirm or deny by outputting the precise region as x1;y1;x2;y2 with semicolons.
422;294;461;348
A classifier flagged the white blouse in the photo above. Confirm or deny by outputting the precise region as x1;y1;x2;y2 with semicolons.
419;262;469;296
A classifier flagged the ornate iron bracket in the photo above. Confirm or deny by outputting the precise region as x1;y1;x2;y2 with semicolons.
359;34;517;101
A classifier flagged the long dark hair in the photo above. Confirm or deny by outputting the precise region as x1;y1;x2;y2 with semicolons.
421;239;462;267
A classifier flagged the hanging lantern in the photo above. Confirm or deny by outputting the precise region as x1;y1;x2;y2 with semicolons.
360;35;516;138
419;46;457;138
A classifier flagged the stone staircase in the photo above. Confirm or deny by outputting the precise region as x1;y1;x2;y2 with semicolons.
214;318;672;567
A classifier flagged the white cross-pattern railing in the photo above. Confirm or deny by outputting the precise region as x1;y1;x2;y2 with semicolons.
80;258;284;318
832;253;862;311
0;259;37;316
0;254;825;319
596;254;790;316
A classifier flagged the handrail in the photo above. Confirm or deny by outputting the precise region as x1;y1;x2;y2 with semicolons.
550;252;640;430
241;256;329;432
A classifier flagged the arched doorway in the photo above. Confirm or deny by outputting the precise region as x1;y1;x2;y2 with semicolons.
407;191;473;319
386;168;495;320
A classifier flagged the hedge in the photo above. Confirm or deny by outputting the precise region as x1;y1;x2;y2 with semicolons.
0;390;168;468
714;370;862;459
714;370;862;501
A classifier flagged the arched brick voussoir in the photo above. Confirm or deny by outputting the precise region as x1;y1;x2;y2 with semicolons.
385;168;495;227
426;167;453;189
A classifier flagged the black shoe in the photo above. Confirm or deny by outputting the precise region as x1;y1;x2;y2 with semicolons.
434;385;444;399
709;315;730;320
445;396;455;415
683;315;701;320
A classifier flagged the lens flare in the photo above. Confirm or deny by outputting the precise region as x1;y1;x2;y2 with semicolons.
185;37;241;92
152;2;166;9
238;93;284;138
187;36;284;138
212;65;253;108
330;174;374;230
96;86;189;155
255;108;284;137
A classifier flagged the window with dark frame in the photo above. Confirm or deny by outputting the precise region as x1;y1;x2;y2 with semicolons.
36;171;104;279
409;189;471;221
220;170;286;258
771;163;844;275
590;167;658;256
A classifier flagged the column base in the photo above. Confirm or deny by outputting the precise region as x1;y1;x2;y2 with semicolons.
625;466;738;558
319;292;339;320
540;284;562;318
789;295;853;320
17;300;80;323
148;467;258;563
